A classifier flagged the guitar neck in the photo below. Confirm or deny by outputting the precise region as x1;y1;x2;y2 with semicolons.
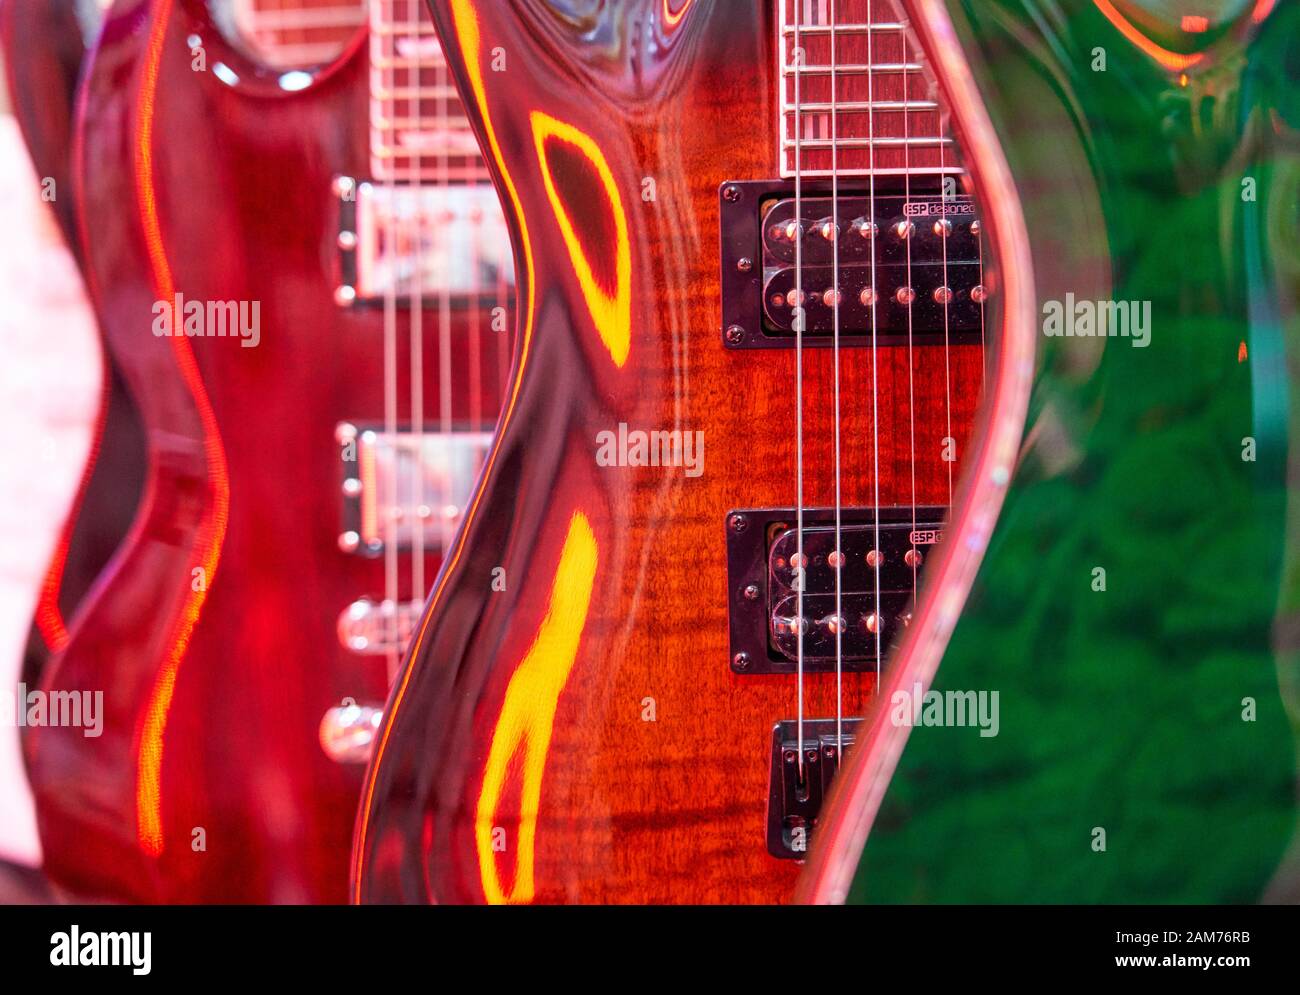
779;0;954;177
367;0;487;183
232;0;365;68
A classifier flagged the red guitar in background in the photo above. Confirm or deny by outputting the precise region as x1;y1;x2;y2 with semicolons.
24;0;512;903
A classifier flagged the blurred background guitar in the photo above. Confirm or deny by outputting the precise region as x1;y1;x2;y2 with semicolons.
24;0;513;903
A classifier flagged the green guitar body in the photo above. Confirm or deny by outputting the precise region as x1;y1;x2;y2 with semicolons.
848;0;1300;903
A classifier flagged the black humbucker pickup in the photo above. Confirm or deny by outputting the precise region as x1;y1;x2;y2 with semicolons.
767;717;862;859
719;179;985;349
726;506;946;674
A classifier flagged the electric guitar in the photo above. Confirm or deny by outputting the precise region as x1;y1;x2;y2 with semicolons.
25;0;513;903
801;0;1300;904
354;0;994;903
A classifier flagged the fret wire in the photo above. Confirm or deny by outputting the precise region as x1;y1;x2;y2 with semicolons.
373;115;475;129
369;0;489;181
780;22;905;34
782;137;953;149
788;166;965;177
243;8;366;30
782;63;923;76
787;100;938;112
777;0;958;179
370;85;463;99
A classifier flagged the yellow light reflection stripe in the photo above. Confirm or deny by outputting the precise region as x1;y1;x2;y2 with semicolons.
475;512;598;904
352;0;540;901
530;111;631;367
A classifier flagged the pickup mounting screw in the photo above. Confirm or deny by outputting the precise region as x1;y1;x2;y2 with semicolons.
743;583;760;601
722;184;742;202
732;651;752;672
725;324;746;345
728;513;749;534
736;256;753;273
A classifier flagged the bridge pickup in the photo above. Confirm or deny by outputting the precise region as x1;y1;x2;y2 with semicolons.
719;178;985;348
767;717;861;859
334;178;514;305
726;506;946;673
336;425;493;556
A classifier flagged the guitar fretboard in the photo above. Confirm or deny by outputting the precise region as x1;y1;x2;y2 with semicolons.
368;0;488;183
779;0;954;177
231;0;365;69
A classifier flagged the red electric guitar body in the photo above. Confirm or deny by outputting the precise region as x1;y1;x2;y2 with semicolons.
354;0;992;903
1;0;87;244
26;0;509;902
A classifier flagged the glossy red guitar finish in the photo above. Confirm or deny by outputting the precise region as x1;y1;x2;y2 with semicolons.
354;0;987;903
0;0;84;244
25;0;506;902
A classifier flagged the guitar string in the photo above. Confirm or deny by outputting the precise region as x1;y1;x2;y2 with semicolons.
462;41;488;528
829;0;843;756
435;4;455;590
900;8;919;609
938;44;954;510
409;0;426;658
468;125;483;450
793;0;806;783
977;198;986;388
865;0;883;688
381;0;400;683
497;225;509;402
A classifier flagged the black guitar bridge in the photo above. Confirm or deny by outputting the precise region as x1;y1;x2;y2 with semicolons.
767;717;862;859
